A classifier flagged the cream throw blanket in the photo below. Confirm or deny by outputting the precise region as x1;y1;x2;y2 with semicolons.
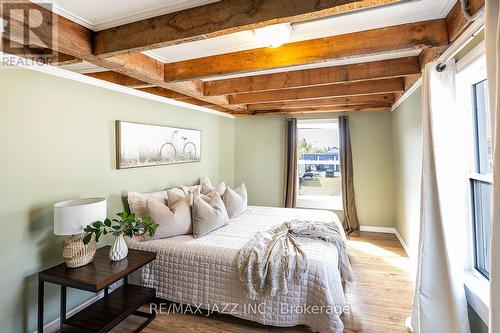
237;220;352;300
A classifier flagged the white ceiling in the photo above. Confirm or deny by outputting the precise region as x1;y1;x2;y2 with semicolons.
47;0;219;31
151;0;455;63
55;0;456;76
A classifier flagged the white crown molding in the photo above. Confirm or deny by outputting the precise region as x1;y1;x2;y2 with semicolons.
391;77;423;112
92;0;218;31
36;0;218;32
1;52;234;119
34;1;94;29
438;0;459;17
142;50;167;64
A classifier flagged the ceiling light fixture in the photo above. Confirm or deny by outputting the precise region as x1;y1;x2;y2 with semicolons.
254;23;292;48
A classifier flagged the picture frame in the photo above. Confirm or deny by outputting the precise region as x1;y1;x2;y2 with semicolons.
115;121;202;169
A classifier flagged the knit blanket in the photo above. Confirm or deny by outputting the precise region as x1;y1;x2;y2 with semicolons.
237;219;352;300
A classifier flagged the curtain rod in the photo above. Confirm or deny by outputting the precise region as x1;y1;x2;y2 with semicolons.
436;11;485;72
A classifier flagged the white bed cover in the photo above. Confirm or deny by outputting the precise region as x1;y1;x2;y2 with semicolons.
127;206;348;333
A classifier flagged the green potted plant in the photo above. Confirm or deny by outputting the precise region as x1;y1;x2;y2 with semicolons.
82;212;158;261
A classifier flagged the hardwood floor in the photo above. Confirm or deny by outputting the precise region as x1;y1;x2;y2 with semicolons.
113;232;414;333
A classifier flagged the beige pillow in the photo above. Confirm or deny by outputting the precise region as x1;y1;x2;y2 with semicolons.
182;185;201;194
192;192;229;238
168;187;211;207
223;183;248;218
145;198;192;240
128;190;168;218
201;181;226;196
167;187;189;207
200;177;213;187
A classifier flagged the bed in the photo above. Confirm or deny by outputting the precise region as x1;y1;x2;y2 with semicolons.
127;206;348;333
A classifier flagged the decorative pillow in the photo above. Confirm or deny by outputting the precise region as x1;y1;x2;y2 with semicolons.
145;198;192;240
167;187;189;207
127;190;168;218
181;185;201;194
192;192;229;238
201;181;226;196
200;177;213;187
223;183;248;218
168;186;211;206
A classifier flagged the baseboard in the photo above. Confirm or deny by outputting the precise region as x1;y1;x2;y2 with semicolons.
359;225;410;257
394;229;411;257
359;225;396;233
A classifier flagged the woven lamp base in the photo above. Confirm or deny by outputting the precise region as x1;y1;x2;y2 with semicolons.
63;233;97;268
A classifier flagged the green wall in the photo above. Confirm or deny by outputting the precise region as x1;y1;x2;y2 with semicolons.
0;67;235;332
235;116;285;206
391;87;423;256
234;111;395;227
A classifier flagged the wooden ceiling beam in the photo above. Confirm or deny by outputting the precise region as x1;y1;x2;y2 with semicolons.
86;71;155;89
137;87;189;100
0;1;235;114
1;37;81;66
92;0;403;57
246;93;395;110
446;0;484;43
164;19;448;82
392;0;485;105
247;104;391;115
138;88;232;113
204;57;420;96
229;78;404;104
51;53;82;66
418;0;484;71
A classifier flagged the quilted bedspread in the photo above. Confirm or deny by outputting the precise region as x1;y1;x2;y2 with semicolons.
126;206;348;333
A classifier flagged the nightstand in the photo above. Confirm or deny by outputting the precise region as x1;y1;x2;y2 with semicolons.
38;246;157;332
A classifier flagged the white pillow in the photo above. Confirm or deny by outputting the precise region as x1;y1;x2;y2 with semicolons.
128;190;168;218
145;198;192;240
201;181;226;196
223;183;248;218
192;192;229;238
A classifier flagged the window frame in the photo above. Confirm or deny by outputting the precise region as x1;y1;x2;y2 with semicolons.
295;118;342;210
455;40;490;324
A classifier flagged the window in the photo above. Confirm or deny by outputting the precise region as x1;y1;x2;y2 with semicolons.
456;43;491;325
470;79;492;279
296;120;341;209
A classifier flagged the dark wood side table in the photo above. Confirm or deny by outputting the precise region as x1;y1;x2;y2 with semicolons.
38;246;157;333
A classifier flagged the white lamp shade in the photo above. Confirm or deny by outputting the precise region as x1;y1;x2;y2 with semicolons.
54;198;107;235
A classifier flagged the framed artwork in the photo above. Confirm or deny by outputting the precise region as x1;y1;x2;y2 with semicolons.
115;121;202;169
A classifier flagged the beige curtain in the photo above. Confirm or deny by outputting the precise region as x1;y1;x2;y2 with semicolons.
409;60;470;333
338;116;359;234
283;118;297;208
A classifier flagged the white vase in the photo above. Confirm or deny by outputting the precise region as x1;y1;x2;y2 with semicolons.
109;234;128;261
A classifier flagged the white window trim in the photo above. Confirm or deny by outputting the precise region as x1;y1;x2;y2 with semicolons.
296;119;342;210
296;194;343;210
456;40;490;325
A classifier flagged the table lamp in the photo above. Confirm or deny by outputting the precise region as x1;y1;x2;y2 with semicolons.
54;198;107;268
